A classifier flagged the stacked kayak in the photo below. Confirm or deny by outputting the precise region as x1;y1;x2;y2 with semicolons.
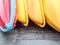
28;0;45;27
16;0;28;26
0;0;16;32
44;0;60;32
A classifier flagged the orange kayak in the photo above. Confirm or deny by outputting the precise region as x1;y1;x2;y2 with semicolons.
16;0;28;26
28;0;45;27
44;0;60;32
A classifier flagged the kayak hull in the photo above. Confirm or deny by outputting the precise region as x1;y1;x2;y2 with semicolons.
28;0;45;27
0;0;16;32
44;0;60;32
16;0;28;26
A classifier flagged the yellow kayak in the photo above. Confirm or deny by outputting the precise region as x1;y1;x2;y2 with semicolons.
44;0;60;32
28;0;45;27
16;0;28;26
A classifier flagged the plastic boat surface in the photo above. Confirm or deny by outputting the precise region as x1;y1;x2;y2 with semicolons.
44;0;60;32
0;0;16;32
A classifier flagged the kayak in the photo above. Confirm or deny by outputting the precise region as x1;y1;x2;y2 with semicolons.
0;0;16;32
28;0;45;27
3;0;10;22
0;0;8;25
44;0;60;32
16;0;28;26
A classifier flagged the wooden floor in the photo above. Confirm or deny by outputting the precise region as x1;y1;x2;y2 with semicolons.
0;21;60;45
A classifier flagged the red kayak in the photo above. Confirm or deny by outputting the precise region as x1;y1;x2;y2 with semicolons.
3;0;10;22
0;0;16;32
0;0;8;24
